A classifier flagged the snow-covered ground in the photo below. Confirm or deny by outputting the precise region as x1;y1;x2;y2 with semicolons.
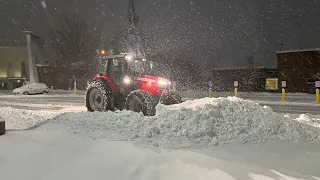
1;96;320;179
2;97;320;147
1;90;319;114
0;106;85;130
1;130;320;180
181;90;316;100
37;97;320;148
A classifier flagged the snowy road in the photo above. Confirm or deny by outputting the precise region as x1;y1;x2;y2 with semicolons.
0;90;319;114
181;91;320;115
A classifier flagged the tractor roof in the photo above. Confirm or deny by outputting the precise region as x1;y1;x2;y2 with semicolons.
102;55;126;60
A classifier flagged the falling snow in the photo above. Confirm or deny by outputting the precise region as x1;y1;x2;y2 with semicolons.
0;0;319;73
41;1;47;9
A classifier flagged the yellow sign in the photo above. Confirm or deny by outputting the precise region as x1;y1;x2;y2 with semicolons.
265;78;278;90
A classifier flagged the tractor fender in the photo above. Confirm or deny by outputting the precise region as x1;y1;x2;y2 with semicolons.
93;75;118;93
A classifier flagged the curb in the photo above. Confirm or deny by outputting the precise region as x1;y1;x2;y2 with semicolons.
0;120;5;136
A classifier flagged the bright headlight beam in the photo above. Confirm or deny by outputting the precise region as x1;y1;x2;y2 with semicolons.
158;80;168;85
125;55;133;61
123;76;132;84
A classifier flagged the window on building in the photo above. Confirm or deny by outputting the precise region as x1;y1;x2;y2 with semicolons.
306;78;319;84
265;78;278;90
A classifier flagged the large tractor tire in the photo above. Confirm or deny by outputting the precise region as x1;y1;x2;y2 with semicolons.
85;81;114;112
125;90;158;116
163;92;182;105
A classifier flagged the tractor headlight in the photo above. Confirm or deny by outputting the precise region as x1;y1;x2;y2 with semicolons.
125;55;134;61
123;76;132;85
158;79;169;86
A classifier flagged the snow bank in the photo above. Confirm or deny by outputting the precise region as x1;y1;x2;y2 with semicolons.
0;107;59;130
296;114;320;128
296;114;312;123
41;97;320;148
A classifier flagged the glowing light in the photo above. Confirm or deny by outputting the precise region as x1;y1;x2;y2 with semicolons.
158;79;168;85
125;55;134;61
123;76;132;84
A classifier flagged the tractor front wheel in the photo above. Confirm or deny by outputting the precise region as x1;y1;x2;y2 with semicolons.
125;90;158;116
163;92;182;105
85;81;114;112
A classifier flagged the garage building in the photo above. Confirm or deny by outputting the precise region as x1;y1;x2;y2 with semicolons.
277;49;320;93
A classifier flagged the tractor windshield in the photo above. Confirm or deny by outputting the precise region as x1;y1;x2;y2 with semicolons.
128;60;154;75
105;58;124;76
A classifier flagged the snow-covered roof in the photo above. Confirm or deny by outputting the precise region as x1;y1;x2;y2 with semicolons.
277;48;320;54
22;31;41;37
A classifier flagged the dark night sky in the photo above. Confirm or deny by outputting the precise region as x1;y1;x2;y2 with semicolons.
1;0;320;70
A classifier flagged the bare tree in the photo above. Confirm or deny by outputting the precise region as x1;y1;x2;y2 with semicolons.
49;13;96;88
110;26;128;54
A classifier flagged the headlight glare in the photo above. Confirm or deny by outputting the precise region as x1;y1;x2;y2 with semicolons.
123;76;132;85
158;79;168;85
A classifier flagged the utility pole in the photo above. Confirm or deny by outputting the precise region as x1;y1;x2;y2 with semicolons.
24;31;40;83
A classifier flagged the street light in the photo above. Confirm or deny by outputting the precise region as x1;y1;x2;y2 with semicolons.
101;50;106;55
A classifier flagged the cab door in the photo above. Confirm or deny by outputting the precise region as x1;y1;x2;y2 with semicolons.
108;58;124;90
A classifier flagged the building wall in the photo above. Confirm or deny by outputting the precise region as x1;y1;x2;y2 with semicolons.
210;68;276;92
0;47;28;89
277;50;320;93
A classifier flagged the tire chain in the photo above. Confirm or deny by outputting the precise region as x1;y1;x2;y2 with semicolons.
125;90;158;116
85;81;113;111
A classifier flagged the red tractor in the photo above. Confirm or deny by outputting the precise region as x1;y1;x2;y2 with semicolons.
85;53;182;116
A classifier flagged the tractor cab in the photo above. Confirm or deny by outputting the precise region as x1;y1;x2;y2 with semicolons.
100;54;157;96
102;54;154;78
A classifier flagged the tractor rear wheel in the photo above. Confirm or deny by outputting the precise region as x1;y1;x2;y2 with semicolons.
125;90;158;116
86;81;114;112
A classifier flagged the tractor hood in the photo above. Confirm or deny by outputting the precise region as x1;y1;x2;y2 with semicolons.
134;75;171;86
132;74;171;96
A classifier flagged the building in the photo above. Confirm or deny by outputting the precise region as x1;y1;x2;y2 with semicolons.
208;48;320;94
277;48;320;93
0;32;50;90
210;67;278;92
0;46;29;89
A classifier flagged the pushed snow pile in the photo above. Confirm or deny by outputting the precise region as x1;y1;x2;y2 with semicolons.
41;97;320;148
0;107;59;130
296;114;313;123
296;114;320;128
